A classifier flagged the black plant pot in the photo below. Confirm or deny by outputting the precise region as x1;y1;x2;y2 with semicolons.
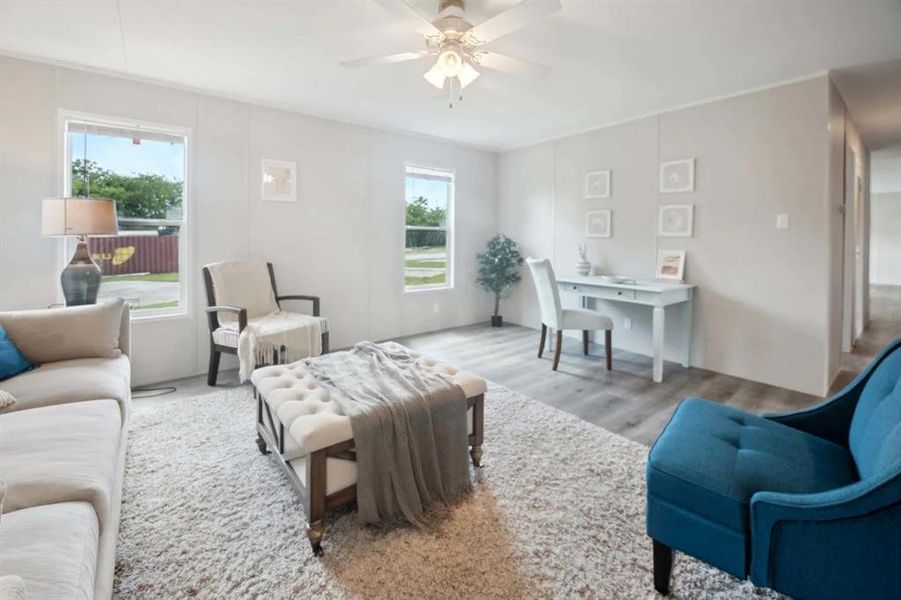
491;315;503;327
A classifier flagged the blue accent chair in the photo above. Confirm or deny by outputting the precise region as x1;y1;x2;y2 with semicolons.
646;338;901;599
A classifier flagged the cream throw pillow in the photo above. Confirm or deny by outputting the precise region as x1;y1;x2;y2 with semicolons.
0;299;124;364
0;575;28;600
0;390;14;411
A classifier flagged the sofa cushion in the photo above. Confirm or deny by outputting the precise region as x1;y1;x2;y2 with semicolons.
0;355;130;416
0;502;99;600
0;299;124;364
849;345;901;478
0;326;34;381
0;400;121;532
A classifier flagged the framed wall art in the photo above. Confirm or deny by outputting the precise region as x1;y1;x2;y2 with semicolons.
659;158;695;193
586;209;612;238
261;159;297;202
658;204;694;237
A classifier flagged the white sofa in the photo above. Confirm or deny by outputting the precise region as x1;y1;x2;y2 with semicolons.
0;301;131;600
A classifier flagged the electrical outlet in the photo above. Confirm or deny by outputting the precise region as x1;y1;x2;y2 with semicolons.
432;302;440;314
624;317;632;330
776;214;789;229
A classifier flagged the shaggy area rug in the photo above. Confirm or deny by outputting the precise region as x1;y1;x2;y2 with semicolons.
114;384;780;599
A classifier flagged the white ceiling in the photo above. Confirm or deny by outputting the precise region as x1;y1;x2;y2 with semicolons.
2;0;901;151
832;59;901;152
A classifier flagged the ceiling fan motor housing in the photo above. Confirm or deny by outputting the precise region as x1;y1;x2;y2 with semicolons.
436;0;472;36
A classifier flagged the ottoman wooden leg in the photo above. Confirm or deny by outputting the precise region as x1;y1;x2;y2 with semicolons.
653;539;674;595
469;393;484;468
470;445;483;468
307;520;325;556
306;449;327;556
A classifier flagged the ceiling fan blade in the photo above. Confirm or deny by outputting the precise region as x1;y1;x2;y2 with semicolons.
464;0;562;45
372;0;442;37
475;51;551;78
341;51;429;69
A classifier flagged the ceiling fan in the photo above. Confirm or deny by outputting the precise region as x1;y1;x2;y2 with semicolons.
341;0;562;106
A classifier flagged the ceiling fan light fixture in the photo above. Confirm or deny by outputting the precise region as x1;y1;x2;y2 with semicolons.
458;61;480;89
437;49;463;77
424;62;447;89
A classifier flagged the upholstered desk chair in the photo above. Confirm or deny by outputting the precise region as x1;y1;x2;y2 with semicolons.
202;260;329;385
525;258;613;371
646;337;901;599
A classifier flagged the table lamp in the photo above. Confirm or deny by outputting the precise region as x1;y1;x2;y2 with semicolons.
42;197;119;306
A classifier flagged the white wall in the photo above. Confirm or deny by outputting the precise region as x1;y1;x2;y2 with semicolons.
0;56;496;385
826;81;871;376
499;76;837;396
871;192;901;285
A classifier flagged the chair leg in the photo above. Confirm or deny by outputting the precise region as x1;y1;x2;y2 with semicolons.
605;329;613;370
538;324;547;358
552;330;562;371
653;540;674;595
207;348;221;386
582;330;589;355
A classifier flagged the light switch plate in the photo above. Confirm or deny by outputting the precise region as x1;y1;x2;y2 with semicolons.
776;214;789;229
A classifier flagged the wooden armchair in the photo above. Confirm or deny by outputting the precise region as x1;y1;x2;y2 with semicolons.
202;261;329;385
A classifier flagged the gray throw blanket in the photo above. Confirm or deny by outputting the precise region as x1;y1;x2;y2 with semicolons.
304;341;470;526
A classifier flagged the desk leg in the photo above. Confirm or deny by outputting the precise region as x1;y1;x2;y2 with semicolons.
652;306;665;383
682;298;693;368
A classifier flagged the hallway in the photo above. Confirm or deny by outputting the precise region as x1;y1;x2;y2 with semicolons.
831;284;901;392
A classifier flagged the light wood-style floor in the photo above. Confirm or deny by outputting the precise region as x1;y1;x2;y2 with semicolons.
147;285;901;447
394;324;816;446
831;284;901;393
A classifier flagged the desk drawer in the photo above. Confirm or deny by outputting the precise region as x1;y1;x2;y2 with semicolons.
562;284;636;301
596;287;636;301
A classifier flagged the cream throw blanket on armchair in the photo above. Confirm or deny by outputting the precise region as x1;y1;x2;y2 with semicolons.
206;260;322;382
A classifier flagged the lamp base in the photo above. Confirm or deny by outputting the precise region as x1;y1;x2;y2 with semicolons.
61;240;102;306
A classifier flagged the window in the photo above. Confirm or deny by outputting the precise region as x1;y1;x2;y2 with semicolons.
404;166;453;291
63;115;188;317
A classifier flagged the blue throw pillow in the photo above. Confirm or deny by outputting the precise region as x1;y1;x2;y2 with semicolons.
0;325;35;381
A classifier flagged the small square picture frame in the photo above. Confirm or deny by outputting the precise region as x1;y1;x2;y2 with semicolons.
261;159;297;202
659;158;695;194
658;204;694;237
656;250;686;281
585;209;612;238
584;170;611;199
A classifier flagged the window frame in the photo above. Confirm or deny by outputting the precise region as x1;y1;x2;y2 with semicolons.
403;164;455;293
58;109;192;321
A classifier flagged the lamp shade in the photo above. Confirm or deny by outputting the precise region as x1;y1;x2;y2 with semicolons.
42;197;119;237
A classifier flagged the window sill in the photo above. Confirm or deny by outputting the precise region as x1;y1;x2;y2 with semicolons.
129;309;191;324
404;285;455;294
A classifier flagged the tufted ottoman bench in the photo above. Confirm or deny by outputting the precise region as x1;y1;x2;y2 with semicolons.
250;342;487;554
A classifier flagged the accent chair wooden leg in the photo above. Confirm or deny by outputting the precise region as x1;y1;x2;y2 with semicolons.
653;540;674;595
207;349;221;386
552;330;562;371
582;330;589;355
538;324;547;358
605;329;612;371
321;331;330;354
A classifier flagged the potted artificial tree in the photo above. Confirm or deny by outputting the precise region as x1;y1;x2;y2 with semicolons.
476;234;524;327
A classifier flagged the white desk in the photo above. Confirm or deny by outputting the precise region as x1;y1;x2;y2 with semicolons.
556;275;696;383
